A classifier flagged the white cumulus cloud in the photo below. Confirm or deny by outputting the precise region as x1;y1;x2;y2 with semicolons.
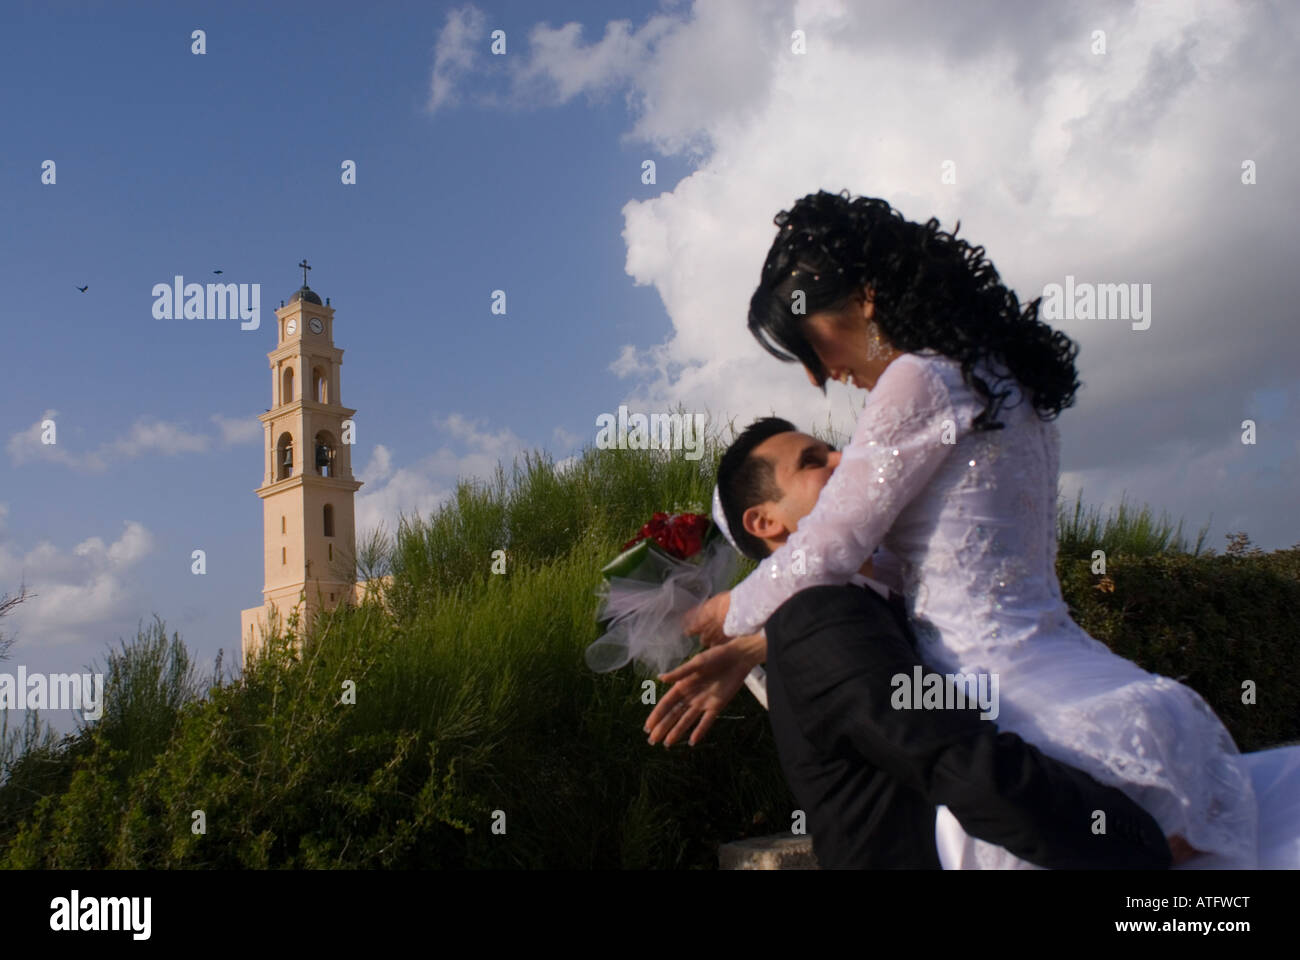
353;414;529;540
211;413;263;446
427;4;490;112
0;520;155;648
7;410;265;472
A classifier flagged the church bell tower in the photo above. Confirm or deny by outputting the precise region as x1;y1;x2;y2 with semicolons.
240;262;363;660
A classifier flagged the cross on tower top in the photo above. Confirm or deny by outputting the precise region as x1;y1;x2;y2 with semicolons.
298;259;311;287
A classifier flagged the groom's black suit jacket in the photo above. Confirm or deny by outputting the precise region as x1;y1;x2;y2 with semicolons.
762;583;1173;869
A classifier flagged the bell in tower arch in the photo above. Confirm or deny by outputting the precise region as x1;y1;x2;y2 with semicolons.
275;433;294;480
315;436;337;477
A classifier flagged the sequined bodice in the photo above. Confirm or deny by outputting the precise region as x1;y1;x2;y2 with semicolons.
724;349;1068;654
883;357;1093;667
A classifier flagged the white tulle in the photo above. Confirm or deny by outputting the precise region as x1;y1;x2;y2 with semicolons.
586;538;740;676
724;350;1274;868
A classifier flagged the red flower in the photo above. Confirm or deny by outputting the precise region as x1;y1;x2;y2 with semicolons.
622;512;712;560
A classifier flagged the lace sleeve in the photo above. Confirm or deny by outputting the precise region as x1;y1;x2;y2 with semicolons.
724;354;960;636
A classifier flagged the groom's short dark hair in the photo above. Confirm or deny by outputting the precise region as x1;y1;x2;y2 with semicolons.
716;416;798;561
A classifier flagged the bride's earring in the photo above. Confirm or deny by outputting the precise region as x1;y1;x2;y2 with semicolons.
865;320;889;362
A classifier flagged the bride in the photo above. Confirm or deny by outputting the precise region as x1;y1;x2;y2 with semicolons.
685;189;1296;868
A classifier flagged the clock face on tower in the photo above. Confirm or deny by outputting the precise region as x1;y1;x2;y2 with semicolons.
309;317;323;335
286;318;298;336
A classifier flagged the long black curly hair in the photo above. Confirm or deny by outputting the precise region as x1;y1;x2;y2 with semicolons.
748;189;1081;430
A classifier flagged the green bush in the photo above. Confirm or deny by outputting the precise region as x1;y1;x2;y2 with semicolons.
1060;545;1300;752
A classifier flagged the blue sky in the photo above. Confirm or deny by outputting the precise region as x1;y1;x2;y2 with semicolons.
2;0;1297;733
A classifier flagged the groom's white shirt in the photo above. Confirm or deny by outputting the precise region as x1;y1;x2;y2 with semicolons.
849;571;890;599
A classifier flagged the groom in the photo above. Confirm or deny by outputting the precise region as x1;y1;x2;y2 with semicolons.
654;416;1174;869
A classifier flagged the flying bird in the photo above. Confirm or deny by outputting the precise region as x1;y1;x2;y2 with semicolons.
213;269;223;275
75;285;88;293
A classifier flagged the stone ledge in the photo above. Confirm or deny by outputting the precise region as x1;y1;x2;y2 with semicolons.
719;833;819;870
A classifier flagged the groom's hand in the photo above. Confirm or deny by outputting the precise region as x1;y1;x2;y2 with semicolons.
645;632;764;747
683;590;732;648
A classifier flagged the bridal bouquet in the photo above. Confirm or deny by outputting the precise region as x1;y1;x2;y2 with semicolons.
586;512;736;675
586;511;768;707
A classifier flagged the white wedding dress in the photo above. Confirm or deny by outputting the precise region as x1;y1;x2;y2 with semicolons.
726;350;1300;868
